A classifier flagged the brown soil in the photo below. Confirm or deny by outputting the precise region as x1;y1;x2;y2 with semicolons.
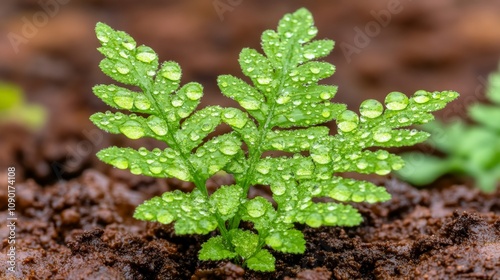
1;164;499;279
1;1;500;279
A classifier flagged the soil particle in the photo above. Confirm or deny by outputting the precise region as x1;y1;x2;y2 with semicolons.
1;172;499;279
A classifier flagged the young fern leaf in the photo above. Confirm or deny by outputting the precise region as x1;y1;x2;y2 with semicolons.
91;23;241;236
218;9;458;271
91;8;458;273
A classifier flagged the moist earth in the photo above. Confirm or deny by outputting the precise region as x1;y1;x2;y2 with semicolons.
1;161;499;279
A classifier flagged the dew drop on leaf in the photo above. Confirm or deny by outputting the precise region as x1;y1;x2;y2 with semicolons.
134;95;151;110
373;127;392;143
171;99;183;107
147;116;168;136
320;91;332;100
96;31;109;43
337;110;359;132
257;77;272;85
120;120;145;139
116;64;130;75
219;143;239;156
138;147;148;156
122;42;136;51
113;92;134;109
413;90;430;104
359;99;383;119
356;160;368;170
185;84;203;100
246;200;266;218
240;100;260;110
324;213;337;224
375;162;391;175
149;163;163;174
111;157;128;169
305;213;322;228
157;211;174;224
136;50;157;63
309;67;320;74
303;52;315;60
385;92;409;111
130;164;142;175
162;66;181;81
271;183;286;196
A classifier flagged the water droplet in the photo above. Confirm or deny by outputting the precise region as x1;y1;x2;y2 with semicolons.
413;90;430;103
223;110;236;119
257;77;272;85
116;65;130;75
240;100;260;110
134;95;151;110
138;147;148;156
356;160;368;170
113;92;134;109
376;151;389;160
166;167;190;181
305;213;322;228
185;84;203;100
171;99;183;107
385;92;409;110
190;133;200;141
162;66;181;81
303;52;315;60
391;162;404;170
375;162;391;175
136;49;157;63
130;164;142;175
111;157;128;169
120;120;145;139
324;214;338;224
329;185;351;201
271;183;286;196
201;123;212;132
373;127;392;143
157;211;173;224
311;153;331;165
219;143;239;156
256;161;271;174
119;51;128;58
276;94;290;104
147;116;168;136
359;99;383;119
96;31;109;43
149;163;163;174
266;234;282;248
321;110;331;118
285;32;293;38
122;41;136;50
246;200;266;218
307;28;318;36
337;110;359;132
320;92;332;100
310;67;320;74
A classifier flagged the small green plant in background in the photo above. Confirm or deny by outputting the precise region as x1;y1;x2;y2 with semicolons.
398;65;500;192
90;8;457;271
0;82;46;129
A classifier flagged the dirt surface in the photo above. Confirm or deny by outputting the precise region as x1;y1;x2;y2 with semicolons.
0;164;499;279
1;0;500;279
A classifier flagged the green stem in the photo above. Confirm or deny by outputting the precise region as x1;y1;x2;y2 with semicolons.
229;44;296;231
137;71;228;236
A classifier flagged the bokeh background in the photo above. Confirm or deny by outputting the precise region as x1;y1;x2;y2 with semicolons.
1;0;500;183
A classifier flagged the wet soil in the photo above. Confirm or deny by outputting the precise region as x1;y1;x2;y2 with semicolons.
0;164;499;279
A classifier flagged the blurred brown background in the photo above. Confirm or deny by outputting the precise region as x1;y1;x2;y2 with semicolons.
1;0;500;182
